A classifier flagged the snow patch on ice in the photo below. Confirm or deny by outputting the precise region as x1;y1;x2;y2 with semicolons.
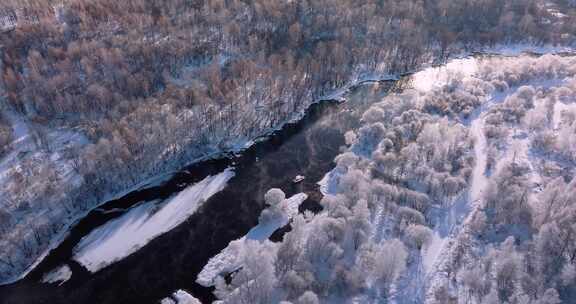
73;168;235;273
41;264;72;286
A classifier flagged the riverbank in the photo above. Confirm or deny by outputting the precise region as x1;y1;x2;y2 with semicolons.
0;67;402;286
0;43;573;297
0;78;396;304
202;52;576;304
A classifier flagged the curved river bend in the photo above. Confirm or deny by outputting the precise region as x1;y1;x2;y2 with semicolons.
0;79;406;304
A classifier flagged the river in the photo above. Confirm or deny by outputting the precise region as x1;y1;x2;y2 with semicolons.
0;79;406;304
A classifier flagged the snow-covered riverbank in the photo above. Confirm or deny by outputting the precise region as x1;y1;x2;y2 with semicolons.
197;191;308;287
0;66;400;286
202;52;576;303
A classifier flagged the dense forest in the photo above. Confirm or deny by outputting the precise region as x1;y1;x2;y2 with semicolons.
208;54;576;303
0;0;575;289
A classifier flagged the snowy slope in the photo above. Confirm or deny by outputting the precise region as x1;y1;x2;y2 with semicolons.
0;105;90;284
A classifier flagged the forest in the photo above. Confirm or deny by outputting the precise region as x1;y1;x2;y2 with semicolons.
0;0;575;298
207;54;576;303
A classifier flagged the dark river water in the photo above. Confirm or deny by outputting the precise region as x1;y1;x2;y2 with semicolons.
0;80;404;304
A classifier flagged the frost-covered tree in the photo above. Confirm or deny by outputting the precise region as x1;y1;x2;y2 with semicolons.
405;224;432;250
221;241;278;304
265;188;286;207
347;200;371;250
297;291;319;304
203;51;576;304
560;263;576;287
372;239;408;297
537;289;562;304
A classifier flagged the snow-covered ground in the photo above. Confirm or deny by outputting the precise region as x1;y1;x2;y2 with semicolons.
73;168;235;273
468;116;489;202
423;55;576;302
0;108;34;173
317;169;342;197
196;192;308;287
194;52;576;304
412;58;479;93
0;103;90;285
423;81;491;300
479;44;575;56
325;54;576;304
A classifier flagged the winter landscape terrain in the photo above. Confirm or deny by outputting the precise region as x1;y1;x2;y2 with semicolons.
199;53;576;304
0;0;576;303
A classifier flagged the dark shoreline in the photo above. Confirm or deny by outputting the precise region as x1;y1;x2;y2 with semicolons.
0;80;398;304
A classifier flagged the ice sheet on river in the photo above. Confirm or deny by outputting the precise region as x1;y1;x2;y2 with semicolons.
73;168;235;273
196;193;308;287
41;264;72;286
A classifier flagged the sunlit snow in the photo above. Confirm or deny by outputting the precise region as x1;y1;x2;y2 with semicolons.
73;168;235;272
412;58;478;92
